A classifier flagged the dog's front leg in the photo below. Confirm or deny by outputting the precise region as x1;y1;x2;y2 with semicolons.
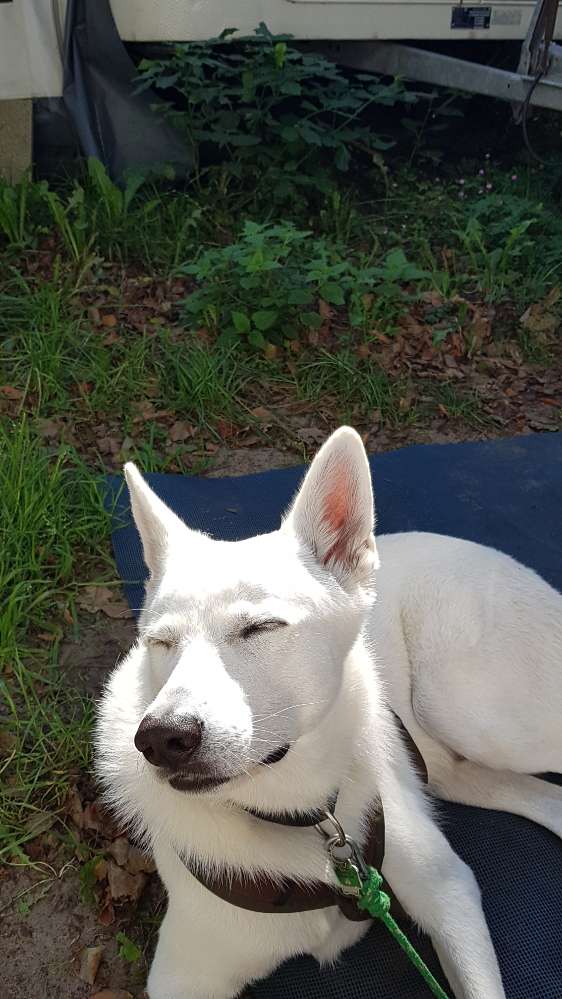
382;794;505;999
147;901;277;999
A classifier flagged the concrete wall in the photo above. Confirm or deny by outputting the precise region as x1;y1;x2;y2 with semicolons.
0;100;32;182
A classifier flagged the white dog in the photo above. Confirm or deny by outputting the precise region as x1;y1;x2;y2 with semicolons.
96;426;561;999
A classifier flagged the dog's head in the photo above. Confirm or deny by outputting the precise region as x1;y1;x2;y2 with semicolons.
114;427;377;799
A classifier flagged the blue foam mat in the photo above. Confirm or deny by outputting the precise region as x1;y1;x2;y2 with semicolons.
106;433;562;998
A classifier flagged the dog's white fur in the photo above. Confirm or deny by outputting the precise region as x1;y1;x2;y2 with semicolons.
96;426;561;999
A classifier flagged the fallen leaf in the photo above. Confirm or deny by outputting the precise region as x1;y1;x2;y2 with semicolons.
0;385;23;400
24;811;56;838
168;421;195;443
205;442;219;453
65;787;84;828
263;344;278;360
98;898;116;927
37;418;61;439
88;306;101;325
79;945;103;985
251;406;271;421
216;419;236;440
520;302;559;336
296;427;326;446
77;586;133;620
108;837;129;867
126;846;156;875
103;331;121;346
0;729;17;754
82;800;115;836
94;859;108;882
91;991;133;999
101;314;118;328
107;861;147;903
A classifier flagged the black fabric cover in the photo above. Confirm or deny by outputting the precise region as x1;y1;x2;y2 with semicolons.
106;433;562;998
62;0;193;181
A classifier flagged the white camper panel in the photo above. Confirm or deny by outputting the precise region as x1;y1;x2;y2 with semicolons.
1;0;561;101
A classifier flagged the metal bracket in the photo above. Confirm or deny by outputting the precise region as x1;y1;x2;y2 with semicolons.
314;0;562;116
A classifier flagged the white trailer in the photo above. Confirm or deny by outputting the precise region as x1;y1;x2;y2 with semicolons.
1;0;561;178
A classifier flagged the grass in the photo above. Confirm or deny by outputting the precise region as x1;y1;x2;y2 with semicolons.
1;82;562;864
0;420;112;861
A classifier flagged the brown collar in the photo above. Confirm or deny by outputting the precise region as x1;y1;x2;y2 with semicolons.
178;716;426;921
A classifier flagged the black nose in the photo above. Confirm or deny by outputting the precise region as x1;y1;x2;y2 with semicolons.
134;714;204;769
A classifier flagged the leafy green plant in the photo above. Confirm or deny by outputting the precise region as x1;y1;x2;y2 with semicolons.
116;931;142;964
43;184;96;274
79;855;105;905
181;221;429;345
137;24;412;203
455;215;535;300
0;173;47;247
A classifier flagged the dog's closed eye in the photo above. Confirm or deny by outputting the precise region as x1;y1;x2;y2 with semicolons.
240;619;288;640
146;635;174;650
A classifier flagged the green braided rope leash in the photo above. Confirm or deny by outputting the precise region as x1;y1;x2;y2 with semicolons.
334;861;450;999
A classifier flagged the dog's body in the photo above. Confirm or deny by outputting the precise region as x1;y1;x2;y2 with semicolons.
96;428;561;999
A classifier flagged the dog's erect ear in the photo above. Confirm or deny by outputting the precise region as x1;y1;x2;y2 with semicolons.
124;463;192;577
283;427;378;589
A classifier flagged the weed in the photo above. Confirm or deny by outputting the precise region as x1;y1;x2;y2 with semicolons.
137;25;411;205
116;931;143;964
0;420;112;860
79;855;106;905
0;173;47;248
181;221;430;345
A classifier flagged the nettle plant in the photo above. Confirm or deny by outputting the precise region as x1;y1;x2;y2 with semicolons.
180;221;430;347
136;24;414;202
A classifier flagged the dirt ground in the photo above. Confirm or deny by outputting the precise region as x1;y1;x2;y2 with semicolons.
0;426;551;999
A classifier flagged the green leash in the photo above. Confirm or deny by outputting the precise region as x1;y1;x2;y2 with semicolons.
320;811;451;999
334;862;450;999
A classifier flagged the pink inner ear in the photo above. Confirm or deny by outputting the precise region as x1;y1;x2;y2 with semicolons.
321;468;355;567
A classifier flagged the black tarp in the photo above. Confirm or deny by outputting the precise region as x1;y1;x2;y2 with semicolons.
61;0;193;181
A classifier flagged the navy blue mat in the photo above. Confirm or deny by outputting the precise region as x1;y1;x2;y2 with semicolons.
106;433;562;999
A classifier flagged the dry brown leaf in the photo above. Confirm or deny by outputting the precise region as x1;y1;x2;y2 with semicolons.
0;385;24;400
544;285;560;308
77;586;133;620
216;419;236;440
0;729;17;754
91;991;133;999
101;314;118;328
82;800;116;836
168;421;195;443
108;837;129;867
79;945;103;985
107;861;147;903
251;406;271;421
296;427;325;446
520;302;559;336
98;898;116;927
126;846;157;875
37;418;61;439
